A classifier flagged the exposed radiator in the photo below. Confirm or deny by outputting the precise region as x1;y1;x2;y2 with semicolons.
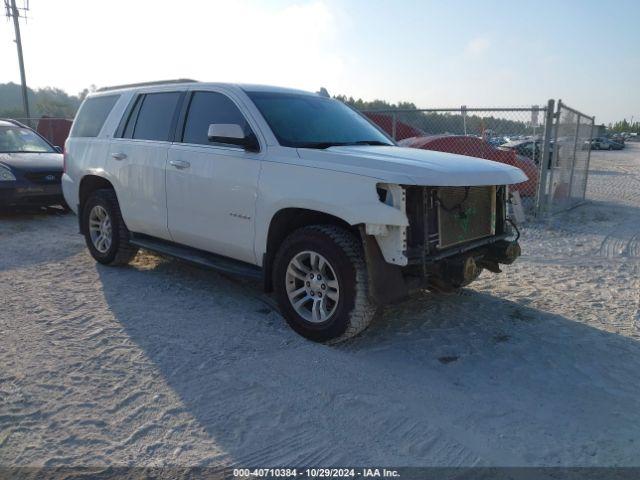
437;186;496;249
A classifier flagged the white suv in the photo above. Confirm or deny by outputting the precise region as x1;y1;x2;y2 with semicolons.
63;80;527;342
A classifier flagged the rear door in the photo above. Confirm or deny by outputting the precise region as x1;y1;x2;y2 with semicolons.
166;89;262;264
109;91;183;239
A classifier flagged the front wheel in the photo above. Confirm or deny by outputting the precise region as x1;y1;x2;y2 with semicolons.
273;225;376;343
83;189;138;266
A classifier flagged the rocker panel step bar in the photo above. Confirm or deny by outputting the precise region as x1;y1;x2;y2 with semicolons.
129;235;263;280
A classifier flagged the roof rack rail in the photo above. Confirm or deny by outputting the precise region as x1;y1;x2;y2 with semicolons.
97;79;198;92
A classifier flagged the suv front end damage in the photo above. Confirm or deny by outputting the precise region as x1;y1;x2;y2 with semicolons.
363;183;521;304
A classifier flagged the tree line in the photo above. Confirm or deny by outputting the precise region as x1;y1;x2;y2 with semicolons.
608;119;640;134
1;82;633;136
0;82;93;119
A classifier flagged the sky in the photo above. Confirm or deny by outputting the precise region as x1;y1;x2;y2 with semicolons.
0;0;638;124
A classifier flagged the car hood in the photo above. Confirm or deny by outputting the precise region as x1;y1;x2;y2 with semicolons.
297;145;528;186
0;152;63;172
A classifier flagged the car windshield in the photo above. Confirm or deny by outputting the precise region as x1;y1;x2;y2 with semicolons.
0;126;55;153
246;91;394;148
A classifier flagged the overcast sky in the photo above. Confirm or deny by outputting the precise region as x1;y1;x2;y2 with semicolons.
1;0;638;123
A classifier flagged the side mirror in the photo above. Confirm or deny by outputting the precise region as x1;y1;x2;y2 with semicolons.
54;146;63;153
207;124;259;152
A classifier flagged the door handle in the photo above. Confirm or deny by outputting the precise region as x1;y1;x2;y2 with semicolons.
169;159;191;169
111;152;127;161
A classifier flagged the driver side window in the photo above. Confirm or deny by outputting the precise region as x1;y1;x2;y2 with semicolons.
181;91;252;147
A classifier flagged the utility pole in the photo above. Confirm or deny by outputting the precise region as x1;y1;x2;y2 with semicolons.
5;0;30;122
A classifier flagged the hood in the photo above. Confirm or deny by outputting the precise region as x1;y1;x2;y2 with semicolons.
0;152;63;172
296;145;528;186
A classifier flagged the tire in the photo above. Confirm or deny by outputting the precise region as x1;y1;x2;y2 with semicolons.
273;225;376;343
608;145;613;150
83;189;138;266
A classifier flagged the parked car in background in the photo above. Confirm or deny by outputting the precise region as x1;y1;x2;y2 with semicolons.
610;133;625;145
0;119;66;209
499;138;555;169
487;136;508;147
62;80;526;342
588;137;624;150
500;138;541;161
398;135;538;197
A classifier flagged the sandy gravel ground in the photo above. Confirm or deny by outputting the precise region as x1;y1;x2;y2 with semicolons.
1;144;639;469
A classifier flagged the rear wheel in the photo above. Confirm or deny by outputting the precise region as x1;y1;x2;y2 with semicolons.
83;189;138;266
273;225;376;343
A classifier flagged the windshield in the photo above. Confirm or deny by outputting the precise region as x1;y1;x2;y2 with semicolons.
246;91;393;148
0;126;55;153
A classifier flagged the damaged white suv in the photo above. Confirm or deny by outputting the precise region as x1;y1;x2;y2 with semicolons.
63;80;527;342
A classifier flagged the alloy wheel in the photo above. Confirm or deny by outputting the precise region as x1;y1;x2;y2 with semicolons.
88;205;112;253
285;250;340;323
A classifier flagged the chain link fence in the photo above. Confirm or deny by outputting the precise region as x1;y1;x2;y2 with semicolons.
539;101;595;215
362;100;594;219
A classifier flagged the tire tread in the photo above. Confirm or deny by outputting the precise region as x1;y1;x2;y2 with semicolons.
279;224;376;343
87;189;138;266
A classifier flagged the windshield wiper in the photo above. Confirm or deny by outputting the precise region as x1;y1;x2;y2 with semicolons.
350;140;393;146
298;142;349;149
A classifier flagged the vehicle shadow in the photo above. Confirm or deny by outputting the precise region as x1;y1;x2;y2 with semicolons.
96;257;640;466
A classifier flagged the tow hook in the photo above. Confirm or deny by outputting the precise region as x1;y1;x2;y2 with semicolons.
441;256;481;287
485;240;521;265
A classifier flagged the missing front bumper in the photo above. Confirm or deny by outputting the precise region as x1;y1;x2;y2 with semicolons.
362;230;521;304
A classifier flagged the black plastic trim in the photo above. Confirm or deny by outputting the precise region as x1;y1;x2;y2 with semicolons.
409;233;511;265
129;233;263;280
114;95;140;138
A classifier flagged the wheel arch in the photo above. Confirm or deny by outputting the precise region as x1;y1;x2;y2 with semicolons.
262;207;360;292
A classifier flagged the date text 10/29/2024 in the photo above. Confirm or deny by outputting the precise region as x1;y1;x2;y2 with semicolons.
233;468;401;478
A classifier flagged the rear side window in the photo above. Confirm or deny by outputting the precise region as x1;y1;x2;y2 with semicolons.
131;92;181;141
70;95;119;137
182;91;250;146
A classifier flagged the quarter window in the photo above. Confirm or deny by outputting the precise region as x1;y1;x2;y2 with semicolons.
70;95;119;138
182;91;252;147
132;92;182;142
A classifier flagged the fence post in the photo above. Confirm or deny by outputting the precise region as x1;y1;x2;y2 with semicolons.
391;112;397;141
583;117;595;200
461;105;467;135
536;99;555;216
545;100;563;215
567;114;581;199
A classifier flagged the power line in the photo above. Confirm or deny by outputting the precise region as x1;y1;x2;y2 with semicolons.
5;0;30;122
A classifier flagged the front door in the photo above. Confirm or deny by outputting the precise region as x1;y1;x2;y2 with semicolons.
166;90;261;264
